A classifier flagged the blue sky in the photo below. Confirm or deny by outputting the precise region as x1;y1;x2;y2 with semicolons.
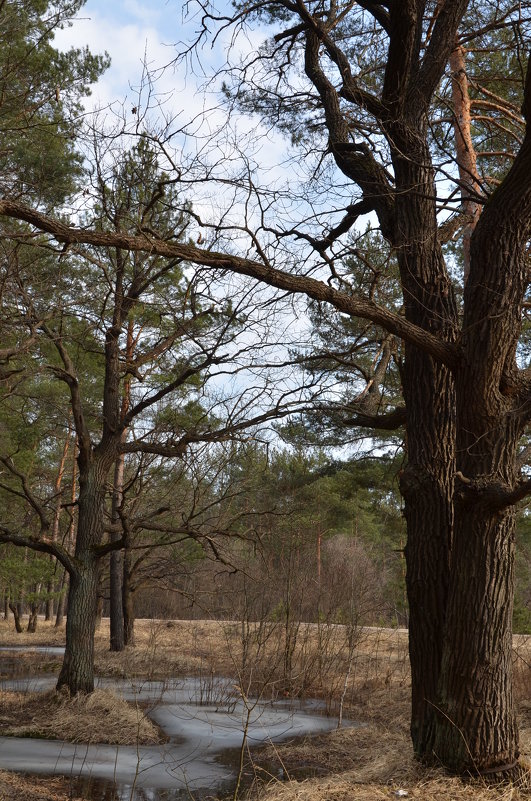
53;0;235;113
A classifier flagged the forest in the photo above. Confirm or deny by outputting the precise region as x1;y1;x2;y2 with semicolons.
1;0;531;799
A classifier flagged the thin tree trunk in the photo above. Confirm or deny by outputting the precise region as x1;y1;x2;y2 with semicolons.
56;444;78;628
9;603;23;634
122;548;135;646
109;451;125;651
44;595;55;622
449;42;482;282
95;591;104;630
54;568;68;628
27;599;39;632
110;319;133;651
46;428;72;622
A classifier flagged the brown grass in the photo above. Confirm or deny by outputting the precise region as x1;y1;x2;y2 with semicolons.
0;687;162;744
0;771;85;801
250;709;531;801
0;618;530;801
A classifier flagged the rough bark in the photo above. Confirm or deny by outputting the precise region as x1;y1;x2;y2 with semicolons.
44;593;54;622
56;462;109;694
45;429;72;622
0;5;529;772
56;445;78;628
433;114;531;774
389;115;458;758
110;320;132;652
57;562;99;693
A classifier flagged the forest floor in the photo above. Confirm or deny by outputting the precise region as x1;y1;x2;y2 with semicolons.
0;618;530;801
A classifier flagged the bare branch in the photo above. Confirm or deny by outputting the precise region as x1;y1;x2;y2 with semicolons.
0;201;459;369
0;526;77;575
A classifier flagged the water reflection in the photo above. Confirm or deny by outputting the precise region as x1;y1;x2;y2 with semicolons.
67;775;225;801
0;669;348;800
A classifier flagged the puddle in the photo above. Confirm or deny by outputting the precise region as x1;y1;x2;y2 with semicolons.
0;672;349;800
0;645;66;679
0;645;66;655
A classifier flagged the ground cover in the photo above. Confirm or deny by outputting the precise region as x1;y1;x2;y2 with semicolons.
0;618;529;801
0;688;161;744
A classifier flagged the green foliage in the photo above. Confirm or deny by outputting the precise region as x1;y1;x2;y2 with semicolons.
0;0;109;204
218;444;406;625
278;229;403;450
0;545;56;601
225;3;386;148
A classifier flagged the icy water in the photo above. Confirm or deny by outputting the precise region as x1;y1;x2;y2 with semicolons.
0;652;348;801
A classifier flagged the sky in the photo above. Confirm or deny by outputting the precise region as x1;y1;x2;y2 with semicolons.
54;1;215;112
54;1;291;230
49;2;385;453
51;1;320;423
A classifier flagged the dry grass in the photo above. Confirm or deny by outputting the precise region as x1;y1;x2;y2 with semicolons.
0;771;85;801
0;618;530;801
0;687;162;744
250;709;531;800
250;774;531;801
0;621;64;647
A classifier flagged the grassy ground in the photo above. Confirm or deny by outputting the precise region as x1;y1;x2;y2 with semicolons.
0;617;530;801
0;688;161;743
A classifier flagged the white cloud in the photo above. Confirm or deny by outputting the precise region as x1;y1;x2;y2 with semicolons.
53;0;297;233
54;6;171;109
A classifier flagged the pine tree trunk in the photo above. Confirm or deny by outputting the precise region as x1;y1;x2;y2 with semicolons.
56;447;77;629
109;453;125;651
448;42;481;283
44;584;54;621
45;428;71;624
435;503;518;773
27;601;39;632
400;357;455;758
433;374;521;773
432;108;531;773
110;321;132;651
95;593;104;630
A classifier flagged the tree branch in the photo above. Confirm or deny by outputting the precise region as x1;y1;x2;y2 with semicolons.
41;323;92;467
0;526;77;575
343;405;407;430
455;474;531;512
0;199;460;368
417;0;469;107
